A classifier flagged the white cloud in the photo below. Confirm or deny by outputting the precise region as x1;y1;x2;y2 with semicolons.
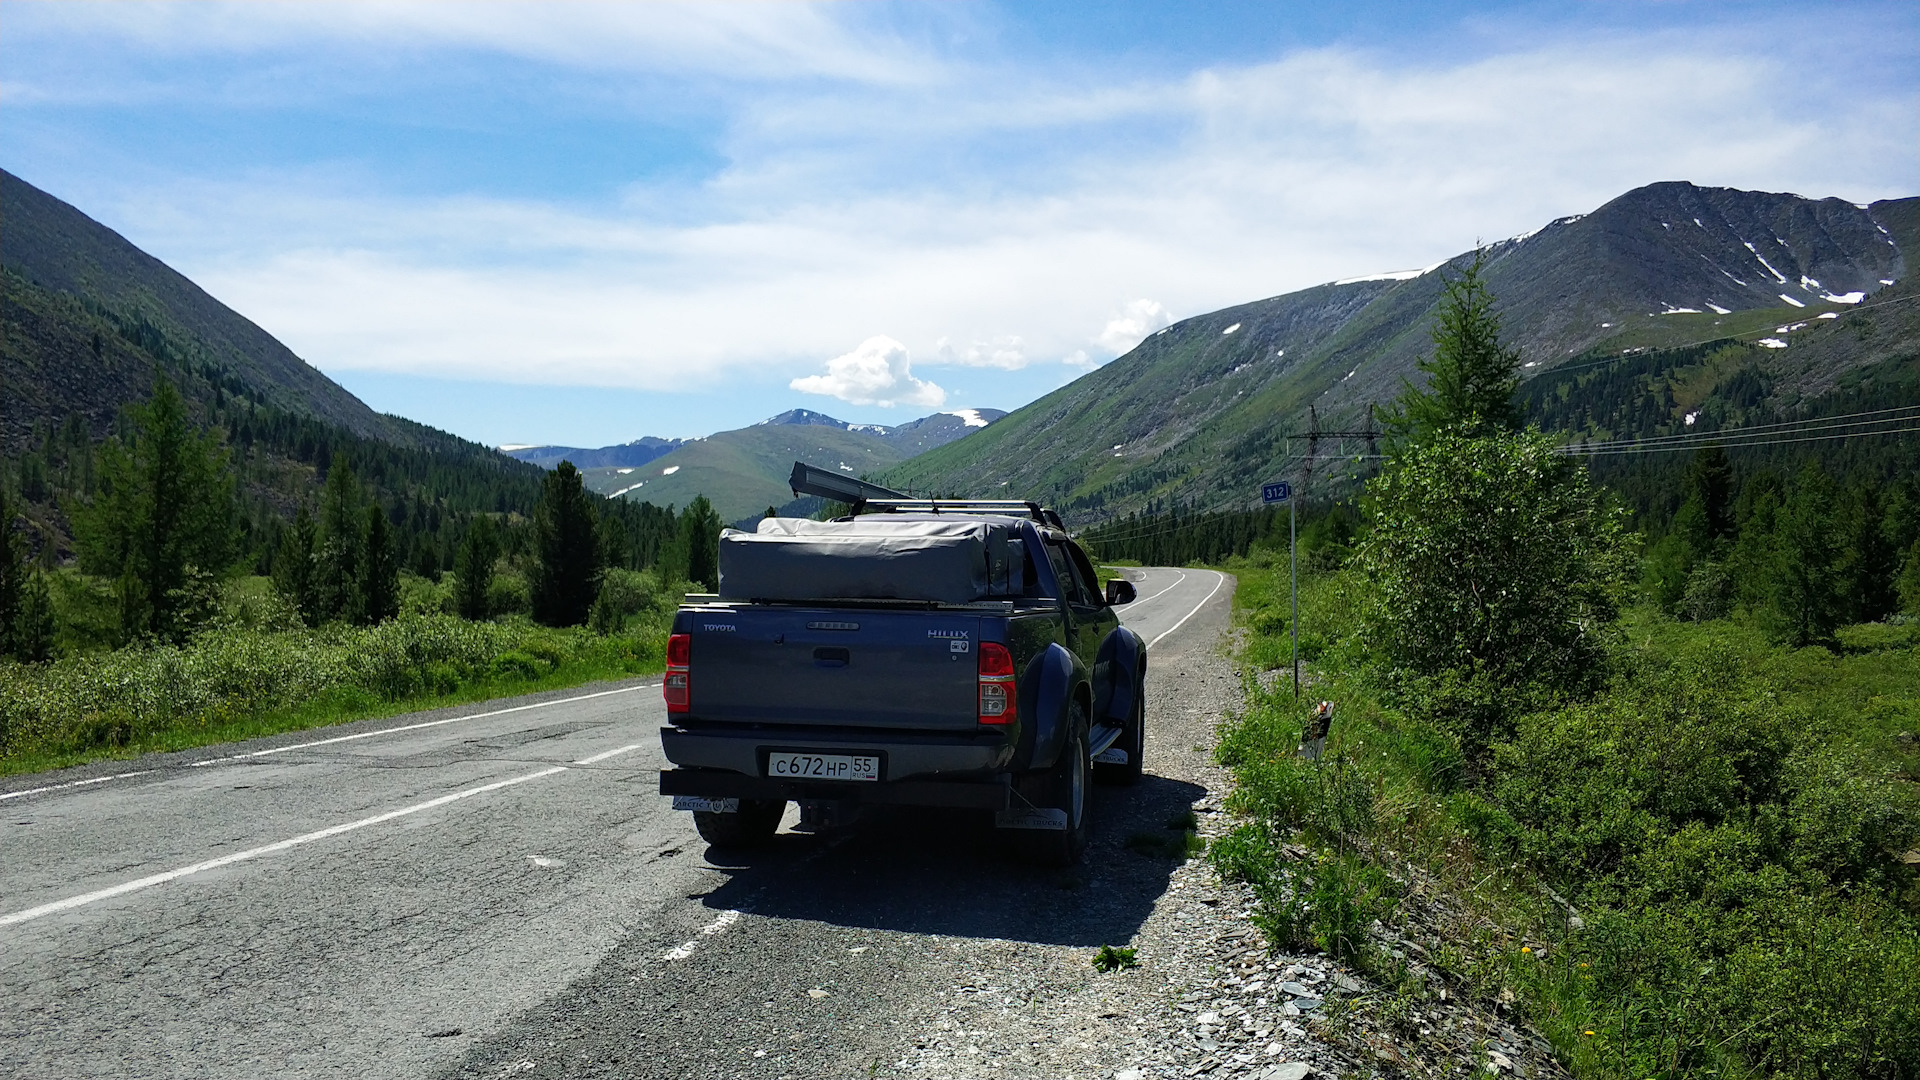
2;2;933;88
790;337;946;408
1097;299;1175;355
932;335;1029;370
21;15;1913;409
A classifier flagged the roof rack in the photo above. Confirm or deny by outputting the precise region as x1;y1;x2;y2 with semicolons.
786;461;1064;529
859;498;1065;530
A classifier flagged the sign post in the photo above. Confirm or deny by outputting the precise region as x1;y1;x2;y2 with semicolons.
1260;481;1298;699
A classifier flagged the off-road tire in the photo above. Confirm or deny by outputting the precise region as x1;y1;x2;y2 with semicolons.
1094;691;1146;786
1010;701;1092;866
692;799;784;848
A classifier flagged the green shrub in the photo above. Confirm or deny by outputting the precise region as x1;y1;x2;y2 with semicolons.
0;610;667;767
486;569;531;617
487;651;545;681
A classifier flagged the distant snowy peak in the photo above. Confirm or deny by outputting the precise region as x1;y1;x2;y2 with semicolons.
944;409;992;428
757;408;852;429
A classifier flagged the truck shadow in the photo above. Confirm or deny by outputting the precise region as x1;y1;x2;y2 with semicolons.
692;772;1209;947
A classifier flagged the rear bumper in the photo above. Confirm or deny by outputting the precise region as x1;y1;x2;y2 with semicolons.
659;723;1015;810
659;767;1011;810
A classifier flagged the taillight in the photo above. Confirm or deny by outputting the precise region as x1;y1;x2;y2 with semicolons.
978;642;1017;725
664;633;691;714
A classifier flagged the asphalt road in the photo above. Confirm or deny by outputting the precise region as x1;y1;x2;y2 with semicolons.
0;567;1234;1079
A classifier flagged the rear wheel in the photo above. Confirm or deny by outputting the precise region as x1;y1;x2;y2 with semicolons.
1011;702;1091;866
1094;690;1146;787
692;799;784;848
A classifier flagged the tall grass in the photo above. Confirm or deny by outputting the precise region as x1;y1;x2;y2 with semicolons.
1;582;676;775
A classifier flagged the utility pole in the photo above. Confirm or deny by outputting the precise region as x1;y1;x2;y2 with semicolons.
1277;405;1381;698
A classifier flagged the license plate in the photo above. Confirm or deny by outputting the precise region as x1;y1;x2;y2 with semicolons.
766;752;880;782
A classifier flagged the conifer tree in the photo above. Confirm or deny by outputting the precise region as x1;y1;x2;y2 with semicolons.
1387;248;1522;443
359;504;400;624
313;461;364;623
681;495;722;593
0;488;23;657
531;462;601;627
272;507;319;626
454;517;498;621
1689;445;1736;547
1768;464;1843;647
12;566;55;662
68;375;236;642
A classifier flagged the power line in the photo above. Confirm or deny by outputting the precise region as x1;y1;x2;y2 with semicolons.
1562;408;1920;453
1563;424;1920;457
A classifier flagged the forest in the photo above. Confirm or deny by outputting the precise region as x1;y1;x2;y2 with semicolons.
0;365;727;772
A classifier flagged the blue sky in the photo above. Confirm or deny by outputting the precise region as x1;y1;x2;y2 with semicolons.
4;1;1915;449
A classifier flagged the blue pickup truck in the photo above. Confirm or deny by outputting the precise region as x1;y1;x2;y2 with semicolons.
657;466;1145;865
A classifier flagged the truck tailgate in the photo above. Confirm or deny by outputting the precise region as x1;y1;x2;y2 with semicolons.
687;607;984;731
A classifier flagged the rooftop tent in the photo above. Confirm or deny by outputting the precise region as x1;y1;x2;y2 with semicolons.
717;516;1027;604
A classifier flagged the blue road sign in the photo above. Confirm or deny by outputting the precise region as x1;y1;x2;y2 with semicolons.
1262;481;1292;504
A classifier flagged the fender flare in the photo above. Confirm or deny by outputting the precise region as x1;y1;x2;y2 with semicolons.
1016;642;1086;772
1092;625;1147;729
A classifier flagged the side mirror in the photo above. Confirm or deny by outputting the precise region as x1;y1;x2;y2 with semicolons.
1105;579;1137;606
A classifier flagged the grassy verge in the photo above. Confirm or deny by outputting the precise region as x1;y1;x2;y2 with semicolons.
1211;549;1920;1079
0;603;675;779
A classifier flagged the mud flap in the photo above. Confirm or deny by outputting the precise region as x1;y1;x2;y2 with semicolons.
995;807;1068;830
1093;747;1129;765
672;796;739;813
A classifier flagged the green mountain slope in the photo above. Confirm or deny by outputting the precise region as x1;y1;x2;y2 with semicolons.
1;167;402;448
888;182;1915;522
1;170;546;574
587;424;912;522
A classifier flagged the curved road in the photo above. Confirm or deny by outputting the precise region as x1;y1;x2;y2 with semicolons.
0;568;1233;1079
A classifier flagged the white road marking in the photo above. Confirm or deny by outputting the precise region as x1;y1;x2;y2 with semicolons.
1146;570;1230;651
0;770;157;803
662;908;743;961
189;683;657;767
2;741;650;928
573;743;644;766
1;761;607;929
1124;569;1189;608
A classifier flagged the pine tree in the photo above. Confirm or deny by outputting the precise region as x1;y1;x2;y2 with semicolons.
531;462;601;627
1388;248;1522;443
1689;445;1736;546
68;375;237;642
273;507;319;626
313;461;364;623
13;567;56;662
0;488;23;657
1768;465;1843;648
1837;481;1896;624
454;517;498;621
681;495;722;593
359;504;400;624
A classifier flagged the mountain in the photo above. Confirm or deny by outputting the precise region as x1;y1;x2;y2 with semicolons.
1;168;543;569
886;182;1915;522
1;167;405;449
527;407;1006;522
500;437;688;471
